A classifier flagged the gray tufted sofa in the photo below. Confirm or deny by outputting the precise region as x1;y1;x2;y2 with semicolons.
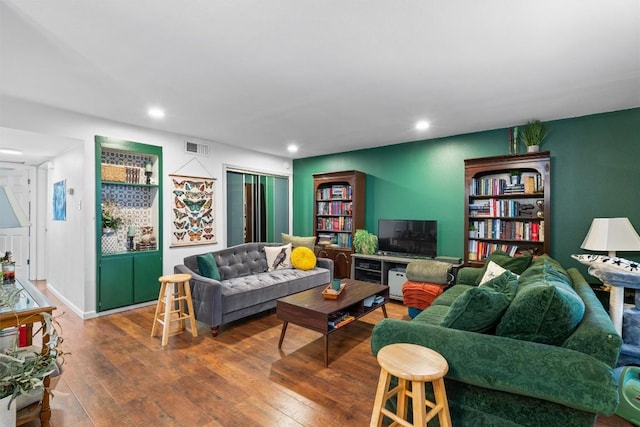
174;242;333;336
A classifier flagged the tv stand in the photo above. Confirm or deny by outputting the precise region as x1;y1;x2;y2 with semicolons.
351;253;462;300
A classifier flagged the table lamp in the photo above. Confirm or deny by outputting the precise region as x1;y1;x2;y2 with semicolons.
581;217;640;257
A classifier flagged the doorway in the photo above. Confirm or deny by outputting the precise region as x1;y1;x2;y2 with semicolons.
226;170;289;246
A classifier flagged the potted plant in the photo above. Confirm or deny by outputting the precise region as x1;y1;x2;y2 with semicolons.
353;229;378;255
521;120;548;152
101;203;123;234
0;288;63;422
509;170;522;185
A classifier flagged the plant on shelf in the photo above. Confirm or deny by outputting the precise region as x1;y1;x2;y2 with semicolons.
509;170;522;185
353;229;378;255
521;120;548;151
0;288;64;413
101;203;123;234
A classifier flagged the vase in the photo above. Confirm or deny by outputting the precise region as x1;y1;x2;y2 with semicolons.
527;145;540;153
0;395;16;427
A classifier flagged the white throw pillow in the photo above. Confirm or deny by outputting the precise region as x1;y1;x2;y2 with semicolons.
479;260;508;285
265;243;292;271
571;254;640;273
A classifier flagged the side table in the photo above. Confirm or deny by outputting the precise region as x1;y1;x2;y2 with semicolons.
588;267;640;365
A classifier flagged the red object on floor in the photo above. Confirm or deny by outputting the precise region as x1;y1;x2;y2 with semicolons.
402;280;446;310
18;325;27;347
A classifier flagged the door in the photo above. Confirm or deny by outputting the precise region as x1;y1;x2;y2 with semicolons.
0;167;32;280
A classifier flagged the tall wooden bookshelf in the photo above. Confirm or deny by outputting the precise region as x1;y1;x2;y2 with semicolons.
464;152;550;267
313;170;366;279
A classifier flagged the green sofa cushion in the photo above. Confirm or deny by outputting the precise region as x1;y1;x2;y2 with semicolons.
430;285;474;306
475;250;532;285
518;254;570;288
197;252;221;281
496;261;585;345
441;271;518;332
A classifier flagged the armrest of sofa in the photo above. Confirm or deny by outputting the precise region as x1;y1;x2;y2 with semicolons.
174;264;223;327
316;257;334;282
371;319;619;415
455;267;483;286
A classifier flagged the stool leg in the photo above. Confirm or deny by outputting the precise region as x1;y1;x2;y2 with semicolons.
396;378;409;421
184;279;198;337
433;378;452;427
161;283;173;346
370;368;391;427
151;282;167;338
177;282;186;331
412;380;428;427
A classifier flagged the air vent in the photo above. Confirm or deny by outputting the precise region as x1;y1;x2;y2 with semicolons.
185;141;210;157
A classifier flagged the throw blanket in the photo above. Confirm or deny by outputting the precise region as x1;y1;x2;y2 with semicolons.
406;259;451;284
402;281;445;310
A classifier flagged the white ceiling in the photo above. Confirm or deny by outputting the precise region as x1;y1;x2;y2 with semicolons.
1;1;639;162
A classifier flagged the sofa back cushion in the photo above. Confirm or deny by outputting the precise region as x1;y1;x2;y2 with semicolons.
496;261;585;345
475;250;532;285
184;243;278;281
441;271;518;333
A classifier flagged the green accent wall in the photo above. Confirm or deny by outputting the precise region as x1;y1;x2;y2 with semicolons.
293;108;640;278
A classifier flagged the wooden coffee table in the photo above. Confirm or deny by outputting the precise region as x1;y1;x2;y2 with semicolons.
277;279;389;367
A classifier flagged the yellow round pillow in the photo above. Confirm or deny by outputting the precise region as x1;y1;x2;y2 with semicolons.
290;246;317;271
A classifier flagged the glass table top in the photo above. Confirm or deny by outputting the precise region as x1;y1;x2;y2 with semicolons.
0;280;40;314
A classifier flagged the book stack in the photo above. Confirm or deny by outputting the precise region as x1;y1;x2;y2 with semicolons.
328;312;355;329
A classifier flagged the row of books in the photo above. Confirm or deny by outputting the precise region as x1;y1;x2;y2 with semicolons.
316;184;353;200
328;312;356;329
317;216;353;232
469;199;538;218
317;232;352;248
468;242;519;261
471;174;543;196
469;220;544;242
316;201;353;215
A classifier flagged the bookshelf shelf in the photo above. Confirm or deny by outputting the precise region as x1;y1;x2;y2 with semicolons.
464;152;550;266
313;170;366;279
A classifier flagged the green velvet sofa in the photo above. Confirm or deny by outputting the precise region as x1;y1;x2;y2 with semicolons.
371;254;622;426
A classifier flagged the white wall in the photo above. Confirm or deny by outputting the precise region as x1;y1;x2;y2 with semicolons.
0;95;293;318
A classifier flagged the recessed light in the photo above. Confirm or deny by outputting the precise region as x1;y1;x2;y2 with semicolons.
0;148;23;155
415;120;430;131
287;144;298;153
148;107;165;119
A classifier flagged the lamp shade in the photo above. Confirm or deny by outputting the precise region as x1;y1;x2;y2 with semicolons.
0;186;30;228
580;217;640;252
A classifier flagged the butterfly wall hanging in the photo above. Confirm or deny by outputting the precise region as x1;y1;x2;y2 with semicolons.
169;174;217;247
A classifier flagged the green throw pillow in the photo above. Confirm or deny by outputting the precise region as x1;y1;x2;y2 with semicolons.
281;233;317;250
475;250;532;285
496;261;585;345
197;252;221;281
441;271;518;333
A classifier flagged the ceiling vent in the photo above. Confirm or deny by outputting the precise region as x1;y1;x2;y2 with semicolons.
185;141;210;157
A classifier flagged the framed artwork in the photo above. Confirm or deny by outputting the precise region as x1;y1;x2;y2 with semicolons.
53;180;66;221
170;174;216;247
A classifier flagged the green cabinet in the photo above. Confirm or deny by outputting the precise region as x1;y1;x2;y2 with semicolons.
95;136;163;312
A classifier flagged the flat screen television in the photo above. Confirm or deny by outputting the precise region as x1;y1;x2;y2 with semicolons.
377;219;437;258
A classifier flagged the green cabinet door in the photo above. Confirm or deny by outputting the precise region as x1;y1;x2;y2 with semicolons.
133;252;162;303
99;256;134;311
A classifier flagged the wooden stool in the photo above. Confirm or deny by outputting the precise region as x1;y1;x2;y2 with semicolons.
370;343;451;427
151;273;198;346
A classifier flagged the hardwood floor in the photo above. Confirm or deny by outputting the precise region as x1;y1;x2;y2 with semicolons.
24;280;632;427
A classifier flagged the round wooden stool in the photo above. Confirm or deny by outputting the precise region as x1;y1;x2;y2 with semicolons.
151;273;198;346
370;343;451;427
